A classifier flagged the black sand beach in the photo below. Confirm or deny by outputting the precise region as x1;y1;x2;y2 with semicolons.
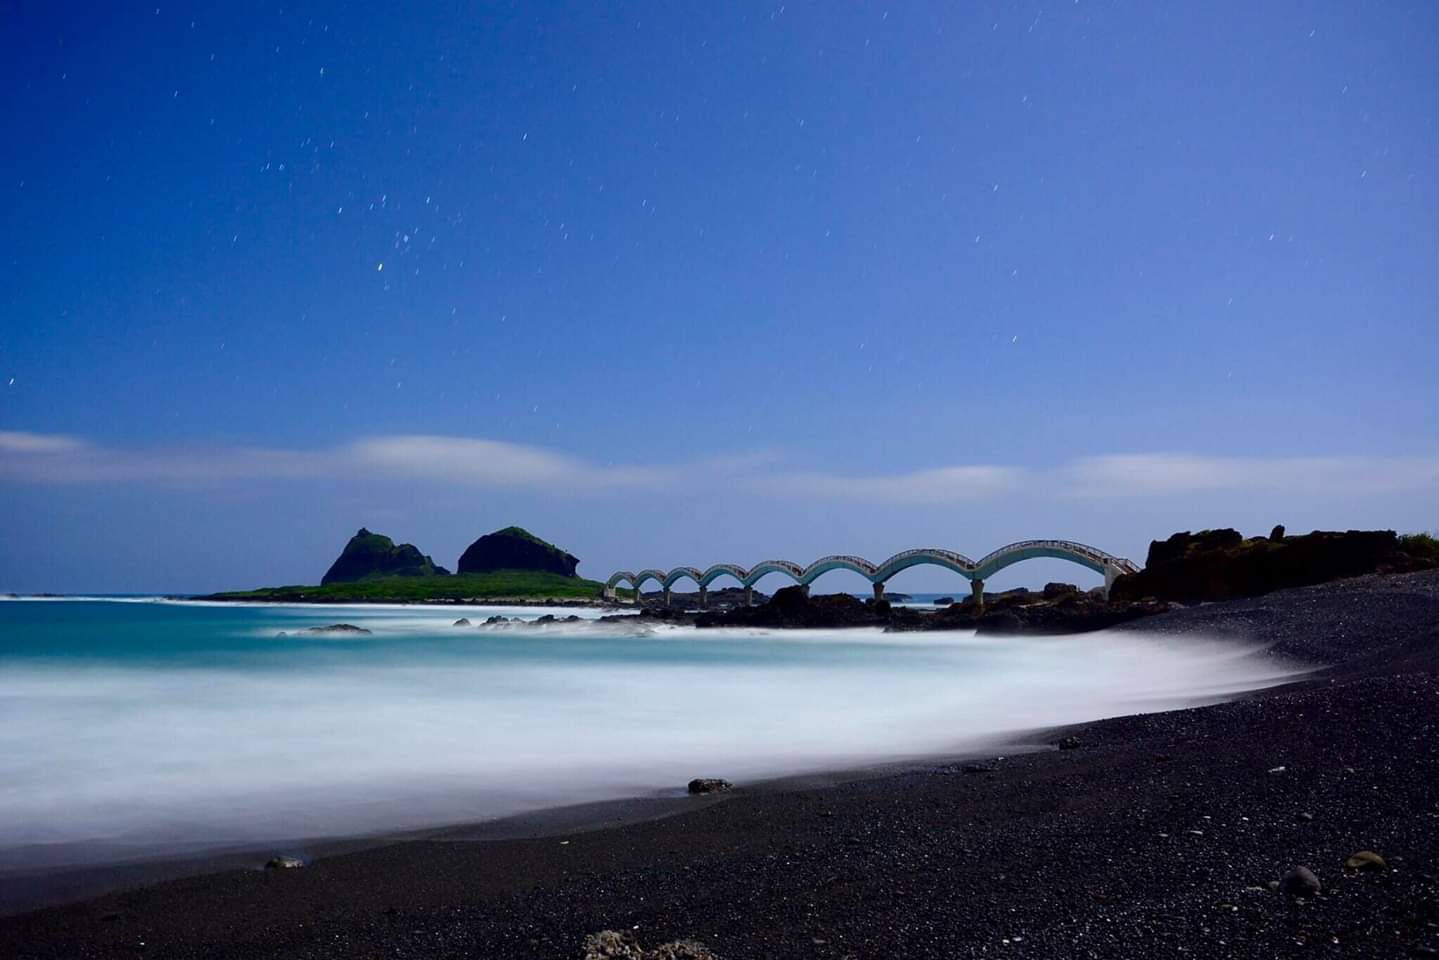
4;570;1438;958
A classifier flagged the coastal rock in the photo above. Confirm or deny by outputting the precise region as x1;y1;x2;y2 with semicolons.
1345;850;1387;871
687;778;732;795
1279;865;1321;898
696;586;888;629
1042;582;1080;599
933;596;954;606
582;930;644;959
457;527;579;577
294;623;371;635
1057;735;1081;750
264;856;304;870
453;618;471;627
1110;527;1435;604
321;528;449;585
582;931;717;960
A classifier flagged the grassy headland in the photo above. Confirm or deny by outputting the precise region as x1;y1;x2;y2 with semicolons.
206;570;622;603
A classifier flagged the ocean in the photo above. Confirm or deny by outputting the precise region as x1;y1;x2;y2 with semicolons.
0;597;1302;873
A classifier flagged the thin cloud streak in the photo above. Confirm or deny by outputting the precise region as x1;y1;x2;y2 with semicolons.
755;465;1025;505
1062;454;1439;498
2;431;1437;502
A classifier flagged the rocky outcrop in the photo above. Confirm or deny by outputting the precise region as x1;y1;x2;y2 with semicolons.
457;527;579;577
321;528;449;584
695;585;891;628
1110;528;1435;604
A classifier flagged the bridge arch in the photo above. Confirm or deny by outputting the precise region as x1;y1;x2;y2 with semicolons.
871;548;977;584
605;540;1139;607
970;540;1138;583
742;560;805;589
662;566;704;589
698;563;749;588
799;555;878;585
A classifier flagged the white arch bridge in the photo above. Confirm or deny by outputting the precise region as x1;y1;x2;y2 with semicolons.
604;539;1141;609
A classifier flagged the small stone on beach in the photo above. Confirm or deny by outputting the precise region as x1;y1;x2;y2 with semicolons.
1345;850;1387;870
687;778;732;795
1280;865;1321;898
264;856;304;870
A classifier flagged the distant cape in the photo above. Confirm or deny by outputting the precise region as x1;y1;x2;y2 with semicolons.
320;528;450;584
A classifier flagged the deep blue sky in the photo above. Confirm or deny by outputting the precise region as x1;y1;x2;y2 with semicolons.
2;2;1436;593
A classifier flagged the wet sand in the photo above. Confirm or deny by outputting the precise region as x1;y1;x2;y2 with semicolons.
4;570;1437;958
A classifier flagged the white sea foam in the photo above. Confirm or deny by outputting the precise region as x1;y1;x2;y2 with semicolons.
0;617;1304;870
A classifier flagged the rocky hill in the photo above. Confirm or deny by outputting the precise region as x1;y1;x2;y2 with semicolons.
457;527;579;577
1110;526;1436;604
320;528;450;585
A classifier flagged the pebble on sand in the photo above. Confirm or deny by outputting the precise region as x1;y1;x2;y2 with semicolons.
1279;865;1321;898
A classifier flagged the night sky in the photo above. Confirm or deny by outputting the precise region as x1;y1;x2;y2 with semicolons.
2;2;1436;592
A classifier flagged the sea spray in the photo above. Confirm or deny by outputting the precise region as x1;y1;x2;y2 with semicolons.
0;598;1304;870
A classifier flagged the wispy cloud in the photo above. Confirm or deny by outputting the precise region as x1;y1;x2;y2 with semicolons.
349;435;673;490
1062;453;1439;498
0;431;89;455
2;431;1437;504
755;465;1026;504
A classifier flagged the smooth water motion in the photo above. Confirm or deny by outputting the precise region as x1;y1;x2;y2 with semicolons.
0;596;1298;875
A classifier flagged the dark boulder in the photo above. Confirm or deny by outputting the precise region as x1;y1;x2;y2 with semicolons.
321;528;449;584
696;586;889;629
457;527;579;577
933;596;955;606
1110;528;1434;604
294;623;371;636
687;778;732;795
1280;865;1321;898
1042;582;1080;599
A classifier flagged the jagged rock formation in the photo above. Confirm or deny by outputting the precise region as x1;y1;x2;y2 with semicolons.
457;526;580;577
1110;527;1435;604
320;528;449;584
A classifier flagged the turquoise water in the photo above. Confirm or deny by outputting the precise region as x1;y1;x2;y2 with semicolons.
0;598;1300;870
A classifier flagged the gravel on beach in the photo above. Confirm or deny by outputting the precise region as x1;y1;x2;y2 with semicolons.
4;570;1438;959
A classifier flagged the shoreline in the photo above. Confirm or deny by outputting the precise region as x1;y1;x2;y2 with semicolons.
5;570;1438;957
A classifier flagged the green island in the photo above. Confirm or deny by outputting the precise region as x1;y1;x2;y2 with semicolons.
203;526;630;603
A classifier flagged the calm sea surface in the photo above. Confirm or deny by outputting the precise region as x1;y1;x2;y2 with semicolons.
0;597;1301;870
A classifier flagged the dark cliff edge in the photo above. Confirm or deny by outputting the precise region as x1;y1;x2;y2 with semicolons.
1110;527;1437;604
320;528;449;585
457;527;580;577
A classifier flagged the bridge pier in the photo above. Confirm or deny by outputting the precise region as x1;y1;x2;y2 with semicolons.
800;584;810;598
1103;565;1121;601
662;586;672;607
698;585;708;610
743;586;754;607
872;581;885;603
603;585;615;601
970;578;985;610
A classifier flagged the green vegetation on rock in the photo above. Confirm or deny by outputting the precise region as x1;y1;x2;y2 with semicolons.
208;570;613;603
1400;532;1439;563
457;527;580;577
321;528;449;584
